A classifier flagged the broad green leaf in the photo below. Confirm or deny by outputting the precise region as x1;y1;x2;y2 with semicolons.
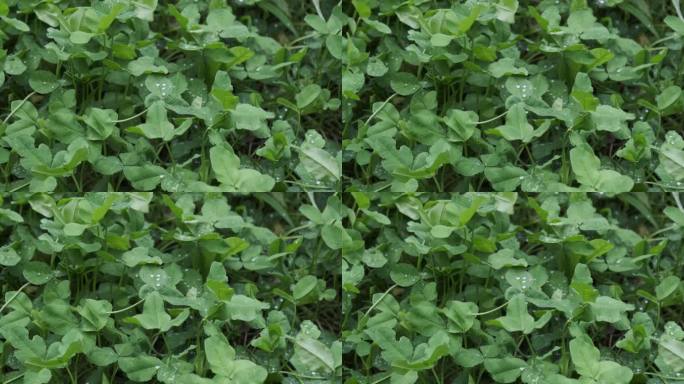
488;249;528;270
130;292;188;332
442;301;478;333
204;333;268;382
570;335;633;383
444;109;478;142
297;145;341;183
137;101;174;141
119;355;162;382
488;58;527;78
224;294;269;322
290;335;336;374
210;145;275;192
656;276;680;301
484;357;527;383
570;335;600;377
292;275;318;300
0;246;20;266
657;337;684;374
390;72;420;95
590;296;634;323
570;144;633;192
121;247;162;267
84;108;118;140
22;261;52;285
389;263;420;287
29;70;59;94
657;85;682;111
76;299;112;331
321;221;352;249
590;105;634;132
493;113;543;144
295;84;322;109
496;294;535;334
230;103;274;133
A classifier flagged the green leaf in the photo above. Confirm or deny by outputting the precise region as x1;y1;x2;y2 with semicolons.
224;294;269;322
321;221;352;249
390;72;421;96
295;84;322;109
665;15;684;35
29;70;59;94
127;56;168;77
488;58;527;78
130;292;188;332
495;104;534;142
70;30;94;44
76;299;112;331
488;249;528;270
297;144;341;182
389;263;420;287
485;166;527;191
132;0;158;21
590;296;634;323
590;105;634;132
657;85;682;111
230;103;274;133
210;145;275;192
123;164;167;190
119;355;162;382
657;337;684;374
496;294;535;334
22;261;52;285
121;247;162;268
292;275;318;301
24;369;51;384
444;109;478;142
656;276;680;301
0;326;45;361
571;335;633;383
4;55;26;75
484;357;527;383
204;333;267;382
84;108;117;140
442;301;478;333
0;246;21;266
570;335;600;377
495;0;519;23
137;101;174;141
658;131;684;182
570;144;634;192
290;335;336;374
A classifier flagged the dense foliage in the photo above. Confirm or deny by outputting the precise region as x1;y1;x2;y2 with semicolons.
0;0;341;192
5;0;684;384
0;192;342;383
342;0;684;192
342;192;684;383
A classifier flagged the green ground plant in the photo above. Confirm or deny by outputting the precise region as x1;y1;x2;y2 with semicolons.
343;0;684;192
342;192;684;384
0;192;342;383
0;0;341;192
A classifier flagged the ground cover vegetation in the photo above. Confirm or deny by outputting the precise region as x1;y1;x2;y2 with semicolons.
0;192;342;383
342;192;684;383
0;0;341;192
342;0;684;192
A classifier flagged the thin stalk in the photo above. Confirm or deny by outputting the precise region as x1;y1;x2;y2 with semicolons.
0;282;31;314
2;92;36;124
